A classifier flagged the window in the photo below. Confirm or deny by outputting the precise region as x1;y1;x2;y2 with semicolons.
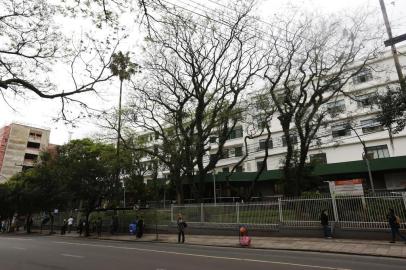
353;68;373;84
259;138;273;150
24;153;38;161
254;94;270;110
22;165;32;171
357;93;375;108
222;167;230;173
234;146;243;157
256;161;267;171
27;142;40;149
282;135;298;147
327;100;346;115
139;135;149;143
324;78;341;91
331;123;351;138
221;149;229;159
236;166;244;172
254;114;268;129
309;153;327;164
228;126;243;140
275;92;285;103
365;145;389;159
232;110;243;121
361;118;383;134
28;132;42;140
153;145;159;155
209;136;217;143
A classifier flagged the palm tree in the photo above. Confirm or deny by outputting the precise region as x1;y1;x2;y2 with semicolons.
110;51;139;206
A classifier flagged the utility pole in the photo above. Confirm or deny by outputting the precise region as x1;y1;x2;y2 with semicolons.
122;179;126;208
212;170;217;205
379;0;406;91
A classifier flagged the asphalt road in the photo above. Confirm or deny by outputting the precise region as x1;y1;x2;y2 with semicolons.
0;235;405;270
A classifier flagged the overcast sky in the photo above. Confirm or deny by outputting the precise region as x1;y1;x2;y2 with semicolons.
1;0;405;145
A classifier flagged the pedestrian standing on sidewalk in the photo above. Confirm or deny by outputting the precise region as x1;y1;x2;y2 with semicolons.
78;218;84;236
136;217;144;238
60;219;67;235
67;216;74;233
177;214;186;243
320;209;332;239
1;220;5;233
387;208;406;243
96;217;102;237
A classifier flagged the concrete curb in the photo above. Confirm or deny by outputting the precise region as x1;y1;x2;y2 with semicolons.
50;235;406;260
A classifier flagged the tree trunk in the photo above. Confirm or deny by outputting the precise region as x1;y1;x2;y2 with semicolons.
25;213;32;234
85;211;91;237
175;181;184;205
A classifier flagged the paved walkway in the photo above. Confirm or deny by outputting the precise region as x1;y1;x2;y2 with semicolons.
55;232;406;259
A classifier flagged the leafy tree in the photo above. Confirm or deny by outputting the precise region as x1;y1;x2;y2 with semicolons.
0;184;13;227
57;139;119;236
376;86;406;141
5;152;67;233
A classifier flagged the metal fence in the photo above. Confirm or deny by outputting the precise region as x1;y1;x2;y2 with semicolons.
30;208;172;233
171;193;406;230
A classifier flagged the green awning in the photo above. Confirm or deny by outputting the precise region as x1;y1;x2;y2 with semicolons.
314;156;406;176
200;155;406;183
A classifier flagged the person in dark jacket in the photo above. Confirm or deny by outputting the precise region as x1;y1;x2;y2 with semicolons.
320;209;332;238
96;217;102;237
387;208;406;243
177;214;186;243
60;219;67;235
136;218;144;238
77;219;84;236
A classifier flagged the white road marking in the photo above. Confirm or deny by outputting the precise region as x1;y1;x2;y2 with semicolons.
60;253;84;258
0;237;33;241
11;247;27;250
53;241;350;270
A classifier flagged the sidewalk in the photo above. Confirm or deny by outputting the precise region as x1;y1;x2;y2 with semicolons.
56;232;406;259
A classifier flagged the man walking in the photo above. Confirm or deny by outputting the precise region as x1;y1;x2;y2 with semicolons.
67;216;74;233
320;209;332;239
387;208;406;243
177;214;186;243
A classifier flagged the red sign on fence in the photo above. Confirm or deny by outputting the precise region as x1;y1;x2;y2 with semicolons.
329;179;364;196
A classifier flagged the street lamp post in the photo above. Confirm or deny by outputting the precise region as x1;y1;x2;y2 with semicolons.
348;124;375;193
121;177;126;208
212;171;217;205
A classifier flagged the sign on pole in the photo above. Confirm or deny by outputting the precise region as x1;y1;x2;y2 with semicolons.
328;179;364;196
384;33;406;47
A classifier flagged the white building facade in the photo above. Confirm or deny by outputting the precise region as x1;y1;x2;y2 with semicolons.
139;46;406;194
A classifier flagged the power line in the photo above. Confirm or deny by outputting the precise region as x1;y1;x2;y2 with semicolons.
204;0;309;41
187;0;351;56
158;0;301;54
